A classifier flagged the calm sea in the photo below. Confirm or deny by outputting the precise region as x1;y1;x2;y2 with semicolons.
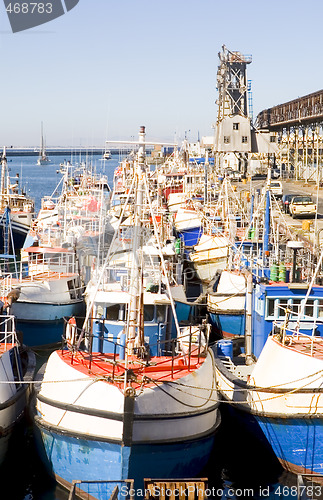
2;154;314;500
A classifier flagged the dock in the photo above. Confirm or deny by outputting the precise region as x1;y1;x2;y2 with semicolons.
4;147;149;156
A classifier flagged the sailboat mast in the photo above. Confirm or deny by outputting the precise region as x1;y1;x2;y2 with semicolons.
40;122;44;157
0;148;7;210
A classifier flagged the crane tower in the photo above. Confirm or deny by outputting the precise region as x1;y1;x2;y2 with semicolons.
214;45;252;173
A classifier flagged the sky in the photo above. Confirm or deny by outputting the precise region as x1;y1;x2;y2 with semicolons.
0;0;323;148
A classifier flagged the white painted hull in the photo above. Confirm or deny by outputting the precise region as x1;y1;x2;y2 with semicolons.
190;235;230;282
36;349;220;444
0;347;35;465
174;208;202;232
192;258;228;282
214;335;323;478
11;300;84;322
10;273;84;321
214;334;323;419
208;293;245;313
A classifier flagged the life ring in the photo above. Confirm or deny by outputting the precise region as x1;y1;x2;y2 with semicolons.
184;268;196;281
66;317;77;347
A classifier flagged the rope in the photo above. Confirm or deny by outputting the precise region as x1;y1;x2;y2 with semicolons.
143;370;217;409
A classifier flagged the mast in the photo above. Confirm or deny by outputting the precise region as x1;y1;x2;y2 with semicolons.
0;148;7;210
39;121;49;161
40;122;44;158
127;126;146;352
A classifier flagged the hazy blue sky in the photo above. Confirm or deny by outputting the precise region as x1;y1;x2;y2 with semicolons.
1;0;322;147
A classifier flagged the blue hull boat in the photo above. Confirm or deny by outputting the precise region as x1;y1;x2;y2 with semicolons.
34;424;216;496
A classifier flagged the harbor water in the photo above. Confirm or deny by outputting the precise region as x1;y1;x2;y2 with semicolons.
1;154;319;500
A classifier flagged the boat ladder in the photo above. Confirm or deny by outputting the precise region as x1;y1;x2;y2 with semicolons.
218;355;236;372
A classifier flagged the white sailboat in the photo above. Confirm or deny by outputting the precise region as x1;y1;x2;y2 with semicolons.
36;122;51;165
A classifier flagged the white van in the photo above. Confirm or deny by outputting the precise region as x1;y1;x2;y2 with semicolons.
262;181;283;198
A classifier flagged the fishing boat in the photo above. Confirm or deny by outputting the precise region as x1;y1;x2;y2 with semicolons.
33;127;220;498
207;269;247;338
214;323;323;479
36;122;51;165
190;234;230;283
174;203;203;248
29;160;113;285
0;312;35;464
1;245;84;347
0;149;34;254
213;241;323;480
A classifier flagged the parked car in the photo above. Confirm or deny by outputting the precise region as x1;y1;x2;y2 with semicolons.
281;193;300;214
262;181;283;198
269;181;283;197
289;195;317;218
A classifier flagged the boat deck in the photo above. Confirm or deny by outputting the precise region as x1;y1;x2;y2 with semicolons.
277;335;323;360
10;271;77;283
58;349;206;389
0;342;15;354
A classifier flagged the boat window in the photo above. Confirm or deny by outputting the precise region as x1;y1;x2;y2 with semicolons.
290;299;302;318
105;304;120;321
304;300;314;318
318;300;323;318
267;298;275;317
144;305;154;322
277;298;288;318
156;305;167;323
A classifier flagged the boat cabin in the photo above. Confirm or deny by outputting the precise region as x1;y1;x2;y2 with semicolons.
253;282;323;358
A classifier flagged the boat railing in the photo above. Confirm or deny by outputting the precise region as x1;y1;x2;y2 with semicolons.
1;250;74;277
97;266;164;294
63;318;208;378
26;252;77;275
63;213;105;232
36;215;106;247
297;474;322;500
274;304;323;357
0;314;17;347
0;274;14;297
68;479;134;500
0;254;80;295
